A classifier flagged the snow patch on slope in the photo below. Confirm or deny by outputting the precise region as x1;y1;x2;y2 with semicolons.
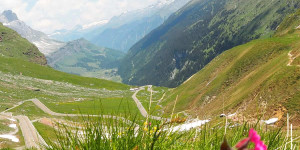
169;119;210;132
82;20;109;30
264;118;278;125
0;135;19;142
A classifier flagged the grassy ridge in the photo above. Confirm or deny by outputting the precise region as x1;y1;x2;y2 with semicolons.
0;23;128;90
163;24;300;124
0;23;46;65
0;56;128;90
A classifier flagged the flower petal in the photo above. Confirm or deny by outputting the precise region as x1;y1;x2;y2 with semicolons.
249;129;267;150
249;129;260;143
236;138;250;149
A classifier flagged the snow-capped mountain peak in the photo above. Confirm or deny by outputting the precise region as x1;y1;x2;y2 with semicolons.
82;20;109;30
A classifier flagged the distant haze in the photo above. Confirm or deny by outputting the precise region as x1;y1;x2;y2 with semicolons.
0;0;164;33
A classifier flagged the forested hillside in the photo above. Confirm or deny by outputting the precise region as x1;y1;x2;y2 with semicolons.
162;10;300;125
119;0;300;87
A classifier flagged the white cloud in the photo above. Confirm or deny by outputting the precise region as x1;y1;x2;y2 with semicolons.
0;0;161;33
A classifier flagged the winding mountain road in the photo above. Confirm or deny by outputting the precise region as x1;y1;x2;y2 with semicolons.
2;86;169;148
1;98;140;149
132;87;169;121
15;116;47;149
132;88;148;117
31;99;138;126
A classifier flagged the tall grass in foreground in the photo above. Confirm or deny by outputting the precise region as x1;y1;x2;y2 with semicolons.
43;114;300;150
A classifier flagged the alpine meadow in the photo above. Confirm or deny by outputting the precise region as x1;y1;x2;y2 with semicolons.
0;0;299;150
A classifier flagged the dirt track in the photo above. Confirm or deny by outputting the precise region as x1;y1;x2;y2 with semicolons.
15;116;47;149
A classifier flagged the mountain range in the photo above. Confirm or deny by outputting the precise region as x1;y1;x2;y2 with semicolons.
162;10;300;124
1;7;299;124
118;0;300;87
49;0;190;52
48;21;108;43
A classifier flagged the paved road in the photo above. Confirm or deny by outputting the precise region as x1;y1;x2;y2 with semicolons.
15;115;47;149
3;98;139;125
132;87;169;121
31;99;66;116
30;89;167;122
31;99;139;131
132;88;148;117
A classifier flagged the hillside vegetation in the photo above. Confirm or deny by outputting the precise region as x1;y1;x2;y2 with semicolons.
0;56;128;91
0;23;46;65
119;0;300;87
162;10;300;125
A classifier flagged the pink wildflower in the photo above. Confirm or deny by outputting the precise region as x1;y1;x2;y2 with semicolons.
249;129;267;150
235;129;267;150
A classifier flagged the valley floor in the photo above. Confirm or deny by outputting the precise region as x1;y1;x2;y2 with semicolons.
0;43;299;149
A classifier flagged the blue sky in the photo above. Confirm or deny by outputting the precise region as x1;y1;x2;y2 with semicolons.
0;0;161;33
23;0;37;11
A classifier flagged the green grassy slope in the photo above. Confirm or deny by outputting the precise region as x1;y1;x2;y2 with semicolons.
162;11;300;125
47;38;124;82
0;56;128;90
42;97;140;116
0;23;46;65
0;55;133;118
119;0;300;87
